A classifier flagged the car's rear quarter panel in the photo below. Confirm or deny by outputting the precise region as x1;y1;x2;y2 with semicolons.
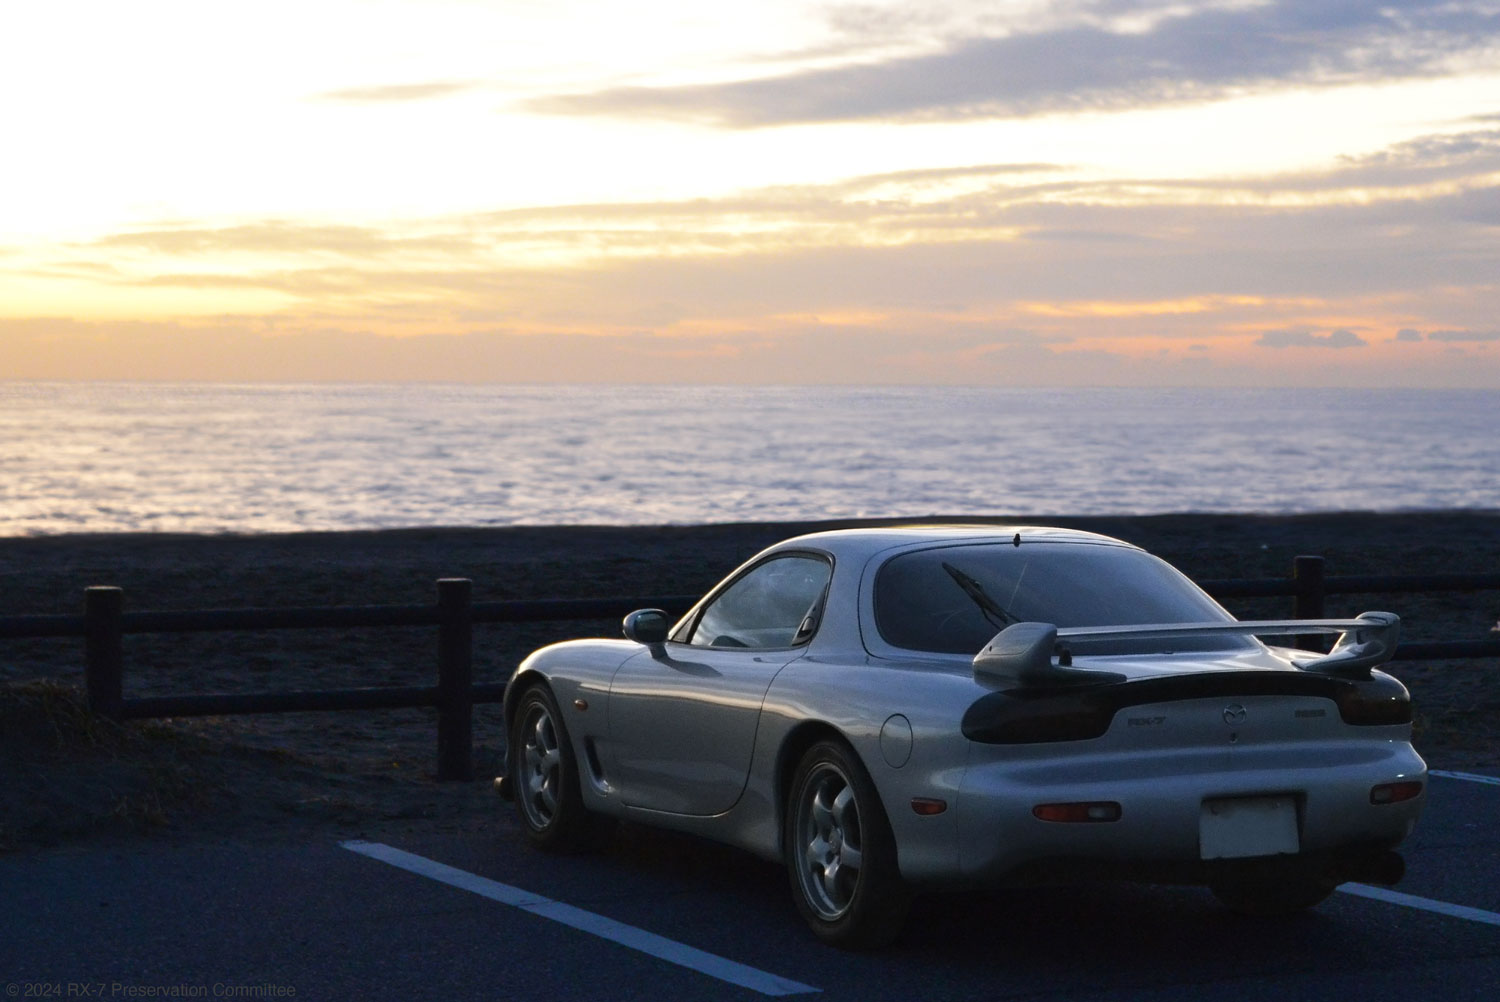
751;657;982;880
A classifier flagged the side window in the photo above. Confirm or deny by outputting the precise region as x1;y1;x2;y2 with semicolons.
687;555;832;649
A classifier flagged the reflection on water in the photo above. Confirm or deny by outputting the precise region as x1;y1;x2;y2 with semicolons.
1;383;1496;535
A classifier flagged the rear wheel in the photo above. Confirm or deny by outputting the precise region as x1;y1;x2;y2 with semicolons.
509;684;613;851
784;740;911;949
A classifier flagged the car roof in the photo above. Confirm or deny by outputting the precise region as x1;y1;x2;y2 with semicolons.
767;524;1140;562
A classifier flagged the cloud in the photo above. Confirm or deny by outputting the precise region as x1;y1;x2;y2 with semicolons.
1255;328;1369;349
1328;126;1500;190
1387;327;1500;343
91;221;477;258
0;316;1078;385
312;80;483;103
523;1;1500;126
1425;329;1500;342
66;118;1498;311
15;116;1496;384
27;156;1496;336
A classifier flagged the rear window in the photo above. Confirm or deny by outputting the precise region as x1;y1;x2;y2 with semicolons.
873;542;1249;655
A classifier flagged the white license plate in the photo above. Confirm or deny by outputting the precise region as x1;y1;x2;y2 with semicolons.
1200;796;1299;859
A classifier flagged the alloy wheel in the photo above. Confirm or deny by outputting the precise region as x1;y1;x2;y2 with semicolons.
793;762;865;920
518;700;563;830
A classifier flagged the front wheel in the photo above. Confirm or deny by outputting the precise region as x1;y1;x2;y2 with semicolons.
508;684;613;852
784;740;911;949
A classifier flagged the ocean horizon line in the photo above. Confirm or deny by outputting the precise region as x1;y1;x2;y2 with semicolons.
6;507;1500;544
4;379;1499;393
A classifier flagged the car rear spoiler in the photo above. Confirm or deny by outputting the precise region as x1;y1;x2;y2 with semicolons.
973;611;1400;686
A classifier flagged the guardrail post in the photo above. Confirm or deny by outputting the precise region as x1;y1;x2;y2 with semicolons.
1293;555;1326;651
436;577;474;781
84;586;124;720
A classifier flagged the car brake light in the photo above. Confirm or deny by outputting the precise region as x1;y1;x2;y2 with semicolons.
962;670;1412;745
962;693;1117;743
1033;801;1122;823
1370;781;1423;805
1335;673;1413;726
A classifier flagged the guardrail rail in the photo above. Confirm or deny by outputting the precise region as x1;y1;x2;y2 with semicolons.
2;555;1496;779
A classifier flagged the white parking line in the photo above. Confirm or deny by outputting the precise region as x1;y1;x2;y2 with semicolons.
340;840;820;997
1337;770;1500;924
1430;770;1500;786
1339;883;1500;927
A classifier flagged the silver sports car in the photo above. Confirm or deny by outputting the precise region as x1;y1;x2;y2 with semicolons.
499;526;1425;948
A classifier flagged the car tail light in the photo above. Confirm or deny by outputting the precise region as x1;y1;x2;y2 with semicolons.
962;670;1413;745
1032;801;1122;823
1370;781;1423;805
1334;673;1413;726
962;692;1116;743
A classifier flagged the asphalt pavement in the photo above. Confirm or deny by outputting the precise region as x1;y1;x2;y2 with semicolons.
3;773;1498;1002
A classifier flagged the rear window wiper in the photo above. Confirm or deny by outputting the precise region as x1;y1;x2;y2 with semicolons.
941;562;1018;629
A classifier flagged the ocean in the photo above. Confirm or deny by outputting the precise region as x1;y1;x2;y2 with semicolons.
1;382;1496;536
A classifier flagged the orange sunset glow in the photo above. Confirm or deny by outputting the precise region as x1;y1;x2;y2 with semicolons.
3;0;1498;386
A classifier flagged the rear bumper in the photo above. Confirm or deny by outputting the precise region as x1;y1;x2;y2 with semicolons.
930;740;1425;888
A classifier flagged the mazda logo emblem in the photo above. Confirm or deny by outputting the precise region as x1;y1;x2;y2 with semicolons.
1222;704;1248;725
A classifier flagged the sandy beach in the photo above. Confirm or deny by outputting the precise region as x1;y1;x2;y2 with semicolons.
2;512;1497;849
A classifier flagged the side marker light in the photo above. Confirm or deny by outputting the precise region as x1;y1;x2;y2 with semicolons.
911;798;948;816
1370;781;1423;805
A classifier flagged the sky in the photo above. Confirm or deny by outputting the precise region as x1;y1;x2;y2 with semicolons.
2;0;1499;386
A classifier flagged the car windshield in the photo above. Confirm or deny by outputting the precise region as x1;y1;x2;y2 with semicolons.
873;542;1252;655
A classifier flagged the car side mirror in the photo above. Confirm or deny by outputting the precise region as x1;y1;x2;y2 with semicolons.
622;608;671;646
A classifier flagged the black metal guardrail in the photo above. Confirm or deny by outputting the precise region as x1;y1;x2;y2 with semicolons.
0;578;699;781
1;555;1496;780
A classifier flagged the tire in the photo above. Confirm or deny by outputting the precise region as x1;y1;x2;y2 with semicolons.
783;740;911;949
508;684;613;852
1210;861;1336;916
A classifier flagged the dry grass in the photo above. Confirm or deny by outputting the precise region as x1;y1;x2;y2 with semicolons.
0;679;218;848
0;679;507;852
